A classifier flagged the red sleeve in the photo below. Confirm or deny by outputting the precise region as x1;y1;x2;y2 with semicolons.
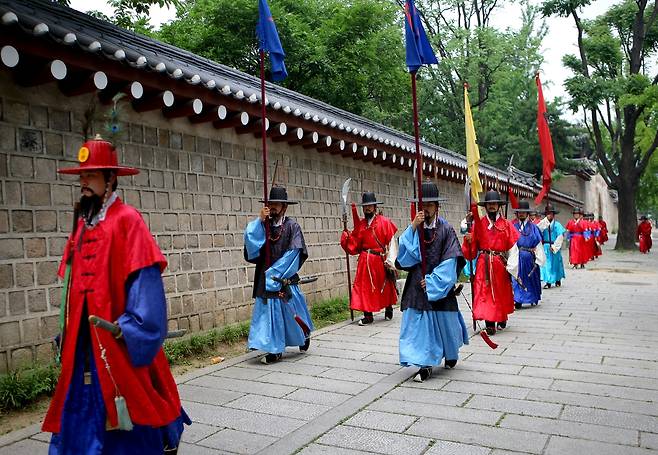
120;207;167;277
462;205;479;260
340;229;361;256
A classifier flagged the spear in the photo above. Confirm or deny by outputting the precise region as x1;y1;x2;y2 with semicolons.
340;178;355;321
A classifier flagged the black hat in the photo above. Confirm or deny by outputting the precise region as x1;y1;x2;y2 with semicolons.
572;206;583;214
514;200;532;212
408;181;447;203
639;214;648;220
259;186;298;205
358;192;383;206
544;203;560;214
477;190;507;206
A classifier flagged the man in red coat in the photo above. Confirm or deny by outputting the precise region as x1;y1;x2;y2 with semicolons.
462;190;520;336
341;192;398;325
44;136;189;454
638;215;653;253
585;213;602;259
597;215;609;245
565;207;589;268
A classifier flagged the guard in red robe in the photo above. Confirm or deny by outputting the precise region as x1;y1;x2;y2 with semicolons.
44;136;189;454
565;207;589;268
341;192;398;325
585;213;602;259
638;215;653;253
597;216;609;245
462;191;520;336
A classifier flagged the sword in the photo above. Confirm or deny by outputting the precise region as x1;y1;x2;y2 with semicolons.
340;178;355;321
505;154;514;218
89;315;187;339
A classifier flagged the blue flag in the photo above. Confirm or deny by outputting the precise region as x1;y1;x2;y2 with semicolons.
257;0;287;81
404;0;438;73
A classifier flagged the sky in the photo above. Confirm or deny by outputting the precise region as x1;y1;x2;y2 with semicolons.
68;0;617;108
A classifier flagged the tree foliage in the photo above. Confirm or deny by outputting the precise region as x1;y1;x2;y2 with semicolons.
542;0;658;249
157;0;411;128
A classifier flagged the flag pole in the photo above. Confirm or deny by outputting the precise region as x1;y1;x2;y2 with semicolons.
260;49;271;268
411;71;426;275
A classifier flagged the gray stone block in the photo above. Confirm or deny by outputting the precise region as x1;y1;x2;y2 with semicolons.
210;366;271;381
181;422;221;444
225;394;331;420
425;441;491;455
545;436;656;455
296;353;401;375
465;395;562;418
442;380;530;399
187;375;297;398
560;405;658;432
0;438;48;455
526;389;658;417
316;425;430;455
256;371;370;395
178;384;244;406
318;367;388;384
343;410;416;433
297;443;373;455
198;428;277;454
386;386;469;406
369;399;501;426
406;418;548;454
282;388;351;407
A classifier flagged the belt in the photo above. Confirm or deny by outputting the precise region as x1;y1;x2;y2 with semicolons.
366;249;384;256
478;249;505;256
519;247;535;253
542;241;553;245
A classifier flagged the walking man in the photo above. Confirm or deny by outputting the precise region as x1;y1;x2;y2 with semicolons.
44;136;190;454
340;192;398;325
512;201;545;308
462;190;520;335
565;207;589;268
537;204;566;289
396;181;469;382
244;186;314;364
638;215;653;253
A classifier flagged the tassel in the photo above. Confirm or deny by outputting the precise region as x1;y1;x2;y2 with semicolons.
115;396;134;431
351;202;360;226
410;202;416;222
479;330;498;349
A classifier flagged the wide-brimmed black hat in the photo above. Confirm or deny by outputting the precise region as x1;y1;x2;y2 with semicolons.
477;190;507;206
358;192;384;206
408;181;447;203
544;203;560;214
514;200;532;212
640;215;649;220
259;186;298;205
572;206;583;214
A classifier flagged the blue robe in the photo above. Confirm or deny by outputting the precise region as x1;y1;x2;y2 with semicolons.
244;218;314;354
396;223;469;368
540;220;566;285
513;221;543;305
49;265;190;455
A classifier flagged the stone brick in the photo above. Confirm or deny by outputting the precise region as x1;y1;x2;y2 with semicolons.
189;314;200;331
34;158;57;180
0;124;16;151
0;210;8;233
27;289;47;313
151;170;164;188
144;126;157;145
130;123;144;143
15;263;34;287
10;155;33;178
22;318;39;343
0;238;23;259
0;264;13;288
36;342;54;363
188;273;202;291
52;184;73;206
37;261;58;285
5;100;29;124
49;109;71;132
8;290;26;315
44;132;64;156
24;183;51;206
5;181;21;204
29;104;48;128
0;352;7;374
0;321;21;346
19;128;43;154
141;191;155;209
35;210;57;232
11;210;33;232
155;192;169;209
11;347;33;369
40;315;59;339
48;236;68;256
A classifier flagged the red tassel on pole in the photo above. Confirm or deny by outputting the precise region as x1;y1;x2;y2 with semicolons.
480;330;498;349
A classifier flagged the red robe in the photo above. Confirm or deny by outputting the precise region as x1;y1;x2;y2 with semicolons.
588;220;602;258
340;214;398;312
462;212;520;323
638;220;652;253
565;218;589;265
43;199;182;432
597;220;609;244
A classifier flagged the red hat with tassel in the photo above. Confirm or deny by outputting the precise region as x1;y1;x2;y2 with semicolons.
57;134;139;176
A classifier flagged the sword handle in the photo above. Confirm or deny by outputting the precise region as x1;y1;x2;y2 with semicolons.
89;315;122;338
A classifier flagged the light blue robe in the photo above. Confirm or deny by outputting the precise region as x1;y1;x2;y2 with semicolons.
540;220;566;285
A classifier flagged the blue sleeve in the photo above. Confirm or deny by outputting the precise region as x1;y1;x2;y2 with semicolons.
117;265;167;367
397;225;421;268
265;249;301;292
425;257;458;301
244;218;266;260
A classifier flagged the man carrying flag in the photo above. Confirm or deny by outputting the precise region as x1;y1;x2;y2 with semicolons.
535;74;555;206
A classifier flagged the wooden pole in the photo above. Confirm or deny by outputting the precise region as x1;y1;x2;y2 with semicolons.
411;71;426;275
260;49;271;269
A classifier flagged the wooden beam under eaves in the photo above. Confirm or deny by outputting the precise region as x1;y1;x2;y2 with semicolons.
213;111;249;129
59;70;108;96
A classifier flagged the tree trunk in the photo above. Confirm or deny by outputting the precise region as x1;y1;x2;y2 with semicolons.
615;178;639;250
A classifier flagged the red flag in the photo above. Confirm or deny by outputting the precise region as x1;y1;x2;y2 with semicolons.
508;187;519;209
534;74;555;205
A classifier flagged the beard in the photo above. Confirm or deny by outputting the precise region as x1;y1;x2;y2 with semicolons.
423;211;435;224
79;193;104;225
364;211;375;220
487;209;498;221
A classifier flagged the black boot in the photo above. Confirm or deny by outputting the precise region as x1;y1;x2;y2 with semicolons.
515;302;523;309
413;367;432;382
485;321;496;336
444;359;457;369
543;283;551;289
497;321;507;330
358;312;374;326
384;306;393;321
260;353;282;364
300;336;310;352
556;280;561;287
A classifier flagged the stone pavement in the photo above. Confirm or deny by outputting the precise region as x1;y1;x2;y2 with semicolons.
2;238;658;454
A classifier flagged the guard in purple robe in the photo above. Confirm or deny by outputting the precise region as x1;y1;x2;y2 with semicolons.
512;201;545;308
244;186;314;364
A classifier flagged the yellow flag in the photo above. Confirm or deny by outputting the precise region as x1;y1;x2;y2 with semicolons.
464;85;483;202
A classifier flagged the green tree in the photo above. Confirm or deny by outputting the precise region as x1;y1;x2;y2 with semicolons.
52;0;180;31
157;0;410;127
542;0;658;249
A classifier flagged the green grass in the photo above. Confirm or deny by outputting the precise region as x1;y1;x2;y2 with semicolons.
163;321;251;365
0;363;60;413
310;297;351;329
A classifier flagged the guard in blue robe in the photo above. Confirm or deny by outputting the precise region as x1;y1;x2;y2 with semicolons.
396;181;469;383
244;187;314;364
537;204;566;288
512;201;545;308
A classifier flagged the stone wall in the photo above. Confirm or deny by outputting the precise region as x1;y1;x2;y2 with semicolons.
553;174;619;232
0;73;577;372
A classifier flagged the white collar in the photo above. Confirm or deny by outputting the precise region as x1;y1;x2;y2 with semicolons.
424;217;438;229
86;192;118;228
272;215;286;227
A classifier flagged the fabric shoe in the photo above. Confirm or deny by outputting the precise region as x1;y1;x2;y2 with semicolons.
413;367;432;383
260;353;282;364
384;306;393;321
444;359;457;369
497;321;507;330
556;280;561;287
543;283;551;289
300;337;311;352
358;315;374;326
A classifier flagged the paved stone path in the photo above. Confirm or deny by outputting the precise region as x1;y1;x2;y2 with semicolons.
2;238;658;454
